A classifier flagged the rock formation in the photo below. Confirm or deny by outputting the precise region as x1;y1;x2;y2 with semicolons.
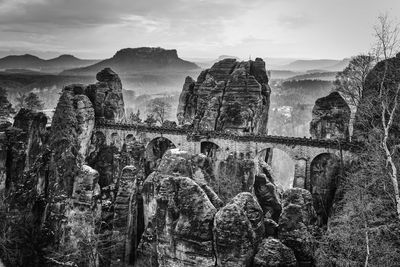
310;91;350;140
177;58;271;134
5;108;47;193
0;66;328;267
354;53;400;140
85;68;125;122
278;188;317;266
253;238;297;267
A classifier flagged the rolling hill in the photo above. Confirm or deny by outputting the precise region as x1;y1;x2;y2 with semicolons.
0;54;99;73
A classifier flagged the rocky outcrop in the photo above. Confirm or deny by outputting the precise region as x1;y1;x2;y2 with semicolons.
229;192;265;245
5;108;47;192
254;174;282;221
310;92;350;140
72;164;100;206
177;58;271;134
213;202;256;267
50;84;95;195
354;53;400;140
139;173;218;266
216;154;255;203
253;238;297;267
278;188;317;266
85;68;125;122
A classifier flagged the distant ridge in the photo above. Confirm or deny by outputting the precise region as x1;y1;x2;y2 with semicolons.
279;58;350;72
61;47;200;76
0;54;99;73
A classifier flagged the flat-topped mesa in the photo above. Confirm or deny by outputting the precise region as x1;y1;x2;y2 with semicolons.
310;92;350;140
177;57;271;134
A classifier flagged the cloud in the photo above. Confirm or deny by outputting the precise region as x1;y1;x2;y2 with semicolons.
278;14;312;29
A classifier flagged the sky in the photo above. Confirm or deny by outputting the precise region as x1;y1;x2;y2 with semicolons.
0;0;399;60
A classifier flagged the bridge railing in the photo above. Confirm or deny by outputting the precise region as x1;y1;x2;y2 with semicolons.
94;120;362;150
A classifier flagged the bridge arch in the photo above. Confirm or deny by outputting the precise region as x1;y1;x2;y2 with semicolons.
310;152;341;225
145;136;176;175
254;147;296;191
200;141;220;159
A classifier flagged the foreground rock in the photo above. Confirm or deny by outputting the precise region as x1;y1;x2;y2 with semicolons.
213;202;256;267
253;238;297;267
310;91;350;140
139;175;217;267
177;58;271;134
278;188;317;266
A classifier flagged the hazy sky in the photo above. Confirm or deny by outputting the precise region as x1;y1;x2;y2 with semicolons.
0;0;399;60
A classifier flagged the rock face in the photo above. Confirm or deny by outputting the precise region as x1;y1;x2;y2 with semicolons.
139;150;219;267
254;174;282;221
213;202;256;267
253;238;297;267
278;188;317;266
310;91;350;140
85;68;125;122
5;109;47;192
354;53;400;140
177;58;271;134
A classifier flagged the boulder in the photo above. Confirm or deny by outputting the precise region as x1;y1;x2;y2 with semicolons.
213;203;256;267
139;175;217;267
253;238;297;267
254;174;282;221
278;188;317;265
229;192;265;245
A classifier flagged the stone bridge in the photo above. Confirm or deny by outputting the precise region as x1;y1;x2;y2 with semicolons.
94;121;359;191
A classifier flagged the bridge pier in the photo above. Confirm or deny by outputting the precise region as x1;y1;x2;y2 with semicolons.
293;158;308;189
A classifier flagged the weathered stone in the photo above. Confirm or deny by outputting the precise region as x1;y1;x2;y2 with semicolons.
229;192;265;244
74;93;95;158
5;109;47;192
216;154;255;203
278;188;317;265
177;58;271;134
310;92;350;140
264;217;278;238
111;166;139;266
213;202;256;267
354;54;400;141
281;188;317;226
85;68;125;122
253;238;297;267
72;164;100;206
254;174;282;221
156;176;217;267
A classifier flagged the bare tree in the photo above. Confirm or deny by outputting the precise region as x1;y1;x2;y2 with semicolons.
334;54;375;109
373;13;400;219
147;98;172;124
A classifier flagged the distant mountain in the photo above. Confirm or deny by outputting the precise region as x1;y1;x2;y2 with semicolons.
279;58;350;72
217;55;240;61
0;54;99;73
286;71;338;81
189;55;241;69
61;47;200;76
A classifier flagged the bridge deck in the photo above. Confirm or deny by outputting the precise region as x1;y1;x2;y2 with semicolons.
95;121;361;151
